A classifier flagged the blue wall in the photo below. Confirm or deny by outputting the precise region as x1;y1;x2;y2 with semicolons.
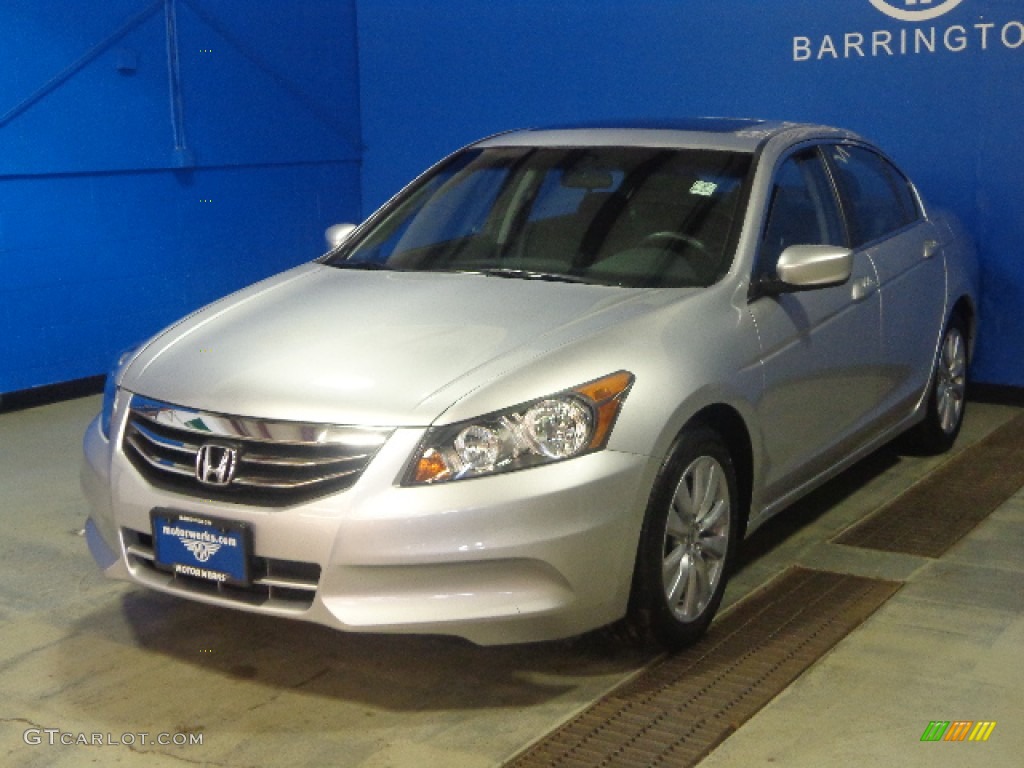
356;0;1024;386
1;0;361;393
4;0;1024;392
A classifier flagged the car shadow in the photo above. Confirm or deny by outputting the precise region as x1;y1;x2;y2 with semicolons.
65;586;656;716
736;440;903;570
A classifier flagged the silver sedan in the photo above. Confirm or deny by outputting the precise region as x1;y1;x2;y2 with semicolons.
82;119;978;649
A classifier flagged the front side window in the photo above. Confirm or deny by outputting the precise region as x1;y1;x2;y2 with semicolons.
826;145;920;248
327;146;753;288
759;148;845;274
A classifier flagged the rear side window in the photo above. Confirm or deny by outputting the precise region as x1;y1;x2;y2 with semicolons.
827;145;920;248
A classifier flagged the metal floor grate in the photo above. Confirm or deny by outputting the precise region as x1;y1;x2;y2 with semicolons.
507;567;900;768
834;412;1024;558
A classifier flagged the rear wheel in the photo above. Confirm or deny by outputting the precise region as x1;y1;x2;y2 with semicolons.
904;313;968;455
628;425;739;650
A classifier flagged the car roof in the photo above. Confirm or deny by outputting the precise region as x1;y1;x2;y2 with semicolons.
474;118;860;154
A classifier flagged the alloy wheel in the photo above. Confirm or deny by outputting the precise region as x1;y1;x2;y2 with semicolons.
662;454;731;621
936;325;966;435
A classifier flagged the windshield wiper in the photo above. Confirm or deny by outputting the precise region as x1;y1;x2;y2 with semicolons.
473;268;590;284
328;260;399;271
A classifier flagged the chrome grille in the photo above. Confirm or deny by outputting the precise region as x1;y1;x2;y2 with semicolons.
123;395;392;506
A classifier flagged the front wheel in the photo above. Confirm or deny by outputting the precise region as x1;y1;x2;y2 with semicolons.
627;425;739;650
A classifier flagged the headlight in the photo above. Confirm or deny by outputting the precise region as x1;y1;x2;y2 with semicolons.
100;344;143;439
405;371;634;485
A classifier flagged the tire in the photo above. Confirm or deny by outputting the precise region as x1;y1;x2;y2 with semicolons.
627;425;739;651
903;313;968;455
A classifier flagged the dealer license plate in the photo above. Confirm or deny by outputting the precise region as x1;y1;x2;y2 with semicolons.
151;510;252;586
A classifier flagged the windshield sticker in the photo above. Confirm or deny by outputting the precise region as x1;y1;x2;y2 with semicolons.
690;180;718;197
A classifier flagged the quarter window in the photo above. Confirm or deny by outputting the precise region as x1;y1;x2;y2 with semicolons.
827;145;920;248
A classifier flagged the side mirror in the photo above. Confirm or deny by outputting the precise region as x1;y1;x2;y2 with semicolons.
755;245;853;298
777;245;853;288
325;222;358;250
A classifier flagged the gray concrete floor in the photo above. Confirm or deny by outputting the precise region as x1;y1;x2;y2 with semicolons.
701;402;1024;768
0;396;1020;767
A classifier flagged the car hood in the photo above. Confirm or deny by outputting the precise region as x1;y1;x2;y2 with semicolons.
122;264;670;426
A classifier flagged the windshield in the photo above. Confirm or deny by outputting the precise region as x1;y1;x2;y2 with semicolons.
327;146;752;288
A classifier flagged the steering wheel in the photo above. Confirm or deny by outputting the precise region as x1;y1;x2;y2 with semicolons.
640;231;708;253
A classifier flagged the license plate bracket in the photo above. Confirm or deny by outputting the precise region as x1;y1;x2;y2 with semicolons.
150;510;252;586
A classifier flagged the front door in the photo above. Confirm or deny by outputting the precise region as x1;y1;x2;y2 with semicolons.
748;146;885;504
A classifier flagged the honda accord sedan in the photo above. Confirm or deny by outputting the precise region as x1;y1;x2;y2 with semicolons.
82;119;978;649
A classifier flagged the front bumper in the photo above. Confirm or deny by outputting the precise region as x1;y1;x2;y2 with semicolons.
82;413;657;645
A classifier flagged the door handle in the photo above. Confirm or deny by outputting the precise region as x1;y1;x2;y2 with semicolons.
923;239;939;259
851;276;876;302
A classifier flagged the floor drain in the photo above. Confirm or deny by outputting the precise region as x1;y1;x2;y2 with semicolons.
507;567;899;768
834;412;1024;558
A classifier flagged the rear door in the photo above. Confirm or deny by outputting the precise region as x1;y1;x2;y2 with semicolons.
824;144;947;421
